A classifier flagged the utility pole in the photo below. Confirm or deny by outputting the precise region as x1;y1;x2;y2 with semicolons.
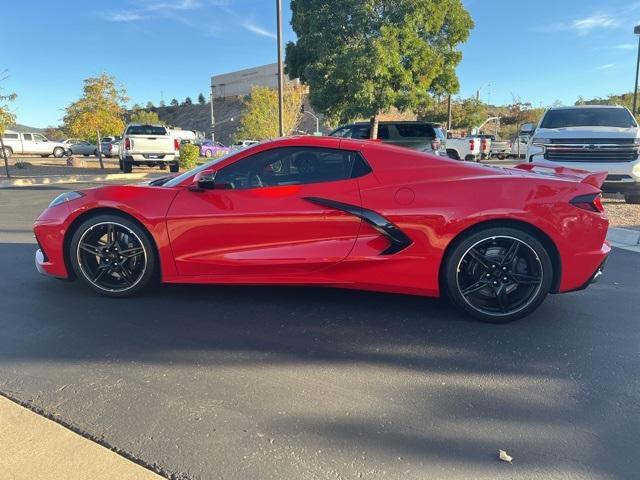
633;25;640;115
447;95;452;131
276;0;285;137
210;86;215;142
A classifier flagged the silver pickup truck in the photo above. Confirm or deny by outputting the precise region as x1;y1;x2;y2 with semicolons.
119;124;180;173
1;130;67;159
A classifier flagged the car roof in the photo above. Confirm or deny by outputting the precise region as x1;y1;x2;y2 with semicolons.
345;121;440;126
546;105;627;111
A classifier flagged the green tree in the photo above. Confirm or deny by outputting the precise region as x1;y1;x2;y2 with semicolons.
454;97;486;130
285;0;473;138
235;85;305;140
130;109;161;124
184;96;193;105
170;98;179;107
63;74;128;168
43;126;66;141
0;73;17;177
198;93;206;105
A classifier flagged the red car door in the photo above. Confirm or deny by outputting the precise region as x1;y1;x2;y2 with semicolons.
166;146;370;277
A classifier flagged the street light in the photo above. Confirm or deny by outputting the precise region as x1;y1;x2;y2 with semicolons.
633;25;640;116
276;0;285;137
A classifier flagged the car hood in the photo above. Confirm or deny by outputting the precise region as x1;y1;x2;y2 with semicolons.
535;126;639;139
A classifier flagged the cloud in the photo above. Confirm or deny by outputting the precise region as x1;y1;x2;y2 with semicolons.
570;14;619;35
595;63;615;70
141;0;201;12
242;21;276;39
613;43;636;49
109;12;146;22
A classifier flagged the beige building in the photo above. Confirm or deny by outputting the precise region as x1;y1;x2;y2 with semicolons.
211;63;299;99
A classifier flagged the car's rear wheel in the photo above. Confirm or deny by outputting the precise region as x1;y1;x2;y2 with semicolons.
2;147;11;160
69;214;157;297
205;149;212;158
53;147;65;158
122;161;132;173
443;227;553;323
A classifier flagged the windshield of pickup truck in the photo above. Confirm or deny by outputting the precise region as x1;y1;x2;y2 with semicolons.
540;108;637;129
126;125;168;136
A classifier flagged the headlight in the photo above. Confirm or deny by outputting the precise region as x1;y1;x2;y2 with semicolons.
48;191;85;208
531;138;551;147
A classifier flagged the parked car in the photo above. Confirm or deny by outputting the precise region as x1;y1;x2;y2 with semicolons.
510;136;529;159
478;134;511;160
231;140;259;150
34;136;610;323
119;124;180;173
329;121;447;156
101;136;121;158
67;140;99;157
527;105;640;204
170;128;197;144
444;136;482;162
200;140;230;158
1;130;67;159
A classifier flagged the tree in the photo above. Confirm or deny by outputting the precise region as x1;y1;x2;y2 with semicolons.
130;109;161;124
0;72;17;177
198;93;206;105
146;101;155;110
235;85;305;140
184;96;193;105
170;98;179;107
43;126;66;141
285;0;473;138
454;97;486;130
63;74;128;168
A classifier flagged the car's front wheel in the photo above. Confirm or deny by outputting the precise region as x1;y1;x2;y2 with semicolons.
442;227;553;323
69;214;157;297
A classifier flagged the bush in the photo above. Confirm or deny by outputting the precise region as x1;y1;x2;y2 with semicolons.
179;143;200;169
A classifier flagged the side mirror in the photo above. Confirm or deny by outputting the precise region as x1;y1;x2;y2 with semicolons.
190;171;217;191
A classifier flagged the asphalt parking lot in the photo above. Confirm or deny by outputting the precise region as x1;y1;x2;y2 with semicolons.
1;184;639;480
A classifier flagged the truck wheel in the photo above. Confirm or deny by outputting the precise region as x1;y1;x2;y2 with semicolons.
464;155;476;162
169;163;179;173
446;149;460;160
118;159;124;171
53;147;65;158
122;161;132;173
497;154;505;160
2;147;11;160
625;194;640;204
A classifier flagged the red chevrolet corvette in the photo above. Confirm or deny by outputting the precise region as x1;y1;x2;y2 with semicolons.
33;136;610;322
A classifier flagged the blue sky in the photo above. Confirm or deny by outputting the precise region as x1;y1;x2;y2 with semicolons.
3;0;640;127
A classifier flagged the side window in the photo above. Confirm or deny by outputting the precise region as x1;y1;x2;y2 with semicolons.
22;134;33;141
2;133;19;140
378;125;390;140
330;127;352;138
351;125;370;139
215;147;370;190
33;134;47;142
395;124;435;138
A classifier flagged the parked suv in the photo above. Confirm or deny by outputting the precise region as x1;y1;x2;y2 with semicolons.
528;105;640;203
329;121;447;156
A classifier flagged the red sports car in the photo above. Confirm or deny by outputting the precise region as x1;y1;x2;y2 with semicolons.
33;136;610;323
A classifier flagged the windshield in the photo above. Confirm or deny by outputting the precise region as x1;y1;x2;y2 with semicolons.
163;150;238;187
126;125;167;135
540;108;637;129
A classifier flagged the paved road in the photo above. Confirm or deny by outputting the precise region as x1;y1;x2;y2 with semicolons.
1;185;639;480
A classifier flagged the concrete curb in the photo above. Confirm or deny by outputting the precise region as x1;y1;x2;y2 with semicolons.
607;227;640;246
0;172;160;188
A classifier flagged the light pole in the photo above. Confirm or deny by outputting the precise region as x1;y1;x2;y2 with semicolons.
276;0;285;137
633;25;640;115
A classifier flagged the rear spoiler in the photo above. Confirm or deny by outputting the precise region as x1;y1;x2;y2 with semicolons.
514;163;607;189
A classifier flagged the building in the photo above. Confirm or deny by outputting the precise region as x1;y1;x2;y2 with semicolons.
211;63;299;99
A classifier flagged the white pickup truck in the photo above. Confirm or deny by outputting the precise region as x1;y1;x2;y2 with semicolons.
528;105;640;204
119;123;180;173
1;130;67;159
445;136;482;162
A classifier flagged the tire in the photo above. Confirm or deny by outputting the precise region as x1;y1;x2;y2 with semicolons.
83;154;89;157
497;154;505;160
69;214;158;297
205;149;212;158
442;227;553;323
169;163;179;173
446;149;460;161
118;159;124;171
53;147;65;158
122;161;132;173
41;155;49;158
94;150;99;157
2;147;11;160
625;194;640;204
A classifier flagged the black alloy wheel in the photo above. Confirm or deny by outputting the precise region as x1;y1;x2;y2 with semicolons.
69;215;157;297
444;228;553;323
